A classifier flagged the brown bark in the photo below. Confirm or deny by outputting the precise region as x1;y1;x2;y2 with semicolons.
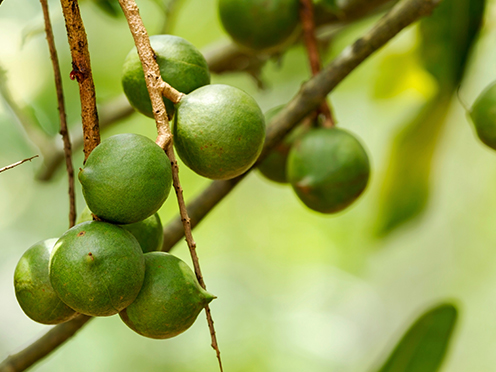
60;0;100;161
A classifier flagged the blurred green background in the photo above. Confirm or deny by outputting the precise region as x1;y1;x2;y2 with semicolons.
1;0;496;371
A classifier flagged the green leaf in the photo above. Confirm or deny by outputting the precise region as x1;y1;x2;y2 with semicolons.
374;303;458;372
313;0;340;13
375;94;451;236
372;50;437;100
419;0;486;91
92;0;122;18
375;0;486;236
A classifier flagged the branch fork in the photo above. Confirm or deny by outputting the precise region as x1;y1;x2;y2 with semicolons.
156;81;184;149
160;80;185;105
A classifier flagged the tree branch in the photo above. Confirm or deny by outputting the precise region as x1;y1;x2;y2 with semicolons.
60;0;100;161
0;156;39;174
340;0;397;19
40;0;76;227
0;1;441;370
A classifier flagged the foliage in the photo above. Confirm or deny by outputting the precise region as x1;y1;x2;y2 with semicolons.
375;0;486;236
374;303;458;372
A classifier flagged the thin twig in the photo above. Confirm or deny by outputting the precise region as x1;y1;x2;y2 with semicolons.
301;0;322;75
0;156;39;174
60;0;100;161
0;0;441;370
300;0;335;127
116;0;222;370
40;0;76;227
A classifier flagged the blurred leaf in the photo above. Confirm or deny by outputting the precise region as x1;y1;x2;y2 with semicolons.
0;65;54;160
375;94;451;236
419;0;486;91
92;0;122;17
374;303;458;372
375;0;485;237
20;8;64;47
160;0;186;34
21;22;45;47
313;0;340;13
372;50;437;100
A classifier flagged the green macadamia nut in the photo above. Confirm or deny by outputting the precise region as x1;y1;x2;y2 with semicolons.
122;34;210;119
218;0;300;52
173;84;265;180
14;238;78;325
287;127;370;213
79;133;172;224
257;105;309;184
120;252;215;339
470;81;496;150
49;221;146;317
78;206;164;253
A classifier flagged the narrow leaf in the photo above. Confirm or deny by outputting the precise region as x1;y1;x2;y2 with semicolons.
374;303;458;372
375;0;485;236
93;0;122;17
375;93;451;236
419;0;486;91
